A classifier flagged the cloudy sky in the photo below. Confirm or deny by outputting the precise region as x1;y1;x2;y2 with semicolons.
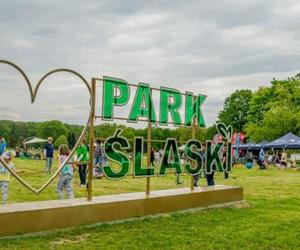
1;0;300;127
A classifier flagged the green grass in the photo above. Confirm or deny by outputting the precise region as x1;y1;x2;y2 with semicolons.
1;161;300;250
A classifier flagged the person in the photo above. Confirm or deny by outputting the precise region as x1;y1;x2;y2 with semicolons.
14;147;20;158
150;147;155;167
281;151;288;168
258;148;266;169
0;137;7;155
94;139;104;178
206;168;215;186
56;144;74;199
222;150;229;179
154;151;160;166
77;139;88;187
0;152;16;204
44;137;54;173
193;145;206;188
274;152;281;168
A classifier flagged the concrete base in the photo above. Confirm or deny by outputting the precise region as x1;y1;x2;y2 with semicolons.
0;185;243;236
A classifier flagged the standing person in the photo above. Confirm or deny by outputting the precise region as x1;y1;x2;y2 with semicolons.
77;139;88;187
0;137;7;155
222;150;229;179
193;144;206;188
258;148;266;169
94;139;104;178
150;147;155;167
56;144;74;199
0;152;16;204
44;137;54;173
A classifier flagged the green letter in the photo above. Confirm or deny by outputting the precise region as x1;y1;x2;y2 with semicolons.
226;142;232;172
159;138;182;175
159;87;182;126
184;139;203;175
103;129;130;179
102;76;130;120
128;83;156;124
185;92;206;127
133;137;155;177
205;141;224;174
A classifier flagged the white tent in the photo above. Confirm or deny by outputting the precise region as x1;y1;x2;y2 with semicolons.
23;137;47;145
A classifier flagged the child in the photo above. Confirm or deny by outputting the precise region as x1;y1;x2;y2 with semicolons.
0;152;16;204
57;144;74;199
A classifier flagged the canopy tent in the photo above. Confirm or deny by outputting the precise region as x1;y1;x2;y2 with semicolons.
234;141;268;150
264;132;300;149
23;137;47;145
234;141;254;150
250;141;268;150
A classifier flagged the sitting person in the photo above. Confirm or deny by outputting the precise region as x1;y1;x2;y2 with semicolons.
281;152;288;168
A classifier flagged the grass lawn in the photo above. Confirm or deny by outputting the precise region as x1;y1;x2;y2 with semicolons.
1;160;300;250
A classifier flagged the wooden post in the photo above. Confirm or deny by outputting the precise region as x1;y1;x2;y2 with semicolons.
146;90;152;196
190;96;197;191
87;78;96;201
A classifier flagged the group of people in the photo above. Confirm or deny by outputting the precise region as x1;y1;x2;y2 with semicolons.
0;136;232;204
243;149;291;169
0;135;106;204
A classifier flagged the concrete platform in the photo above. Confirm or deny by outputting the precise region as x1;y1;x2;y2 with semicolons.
0;185;243;236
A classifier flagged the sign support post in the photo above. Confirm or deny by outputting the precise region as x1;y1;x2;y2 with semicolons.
87;78;96;201
146;89;152;196
190;96;197;191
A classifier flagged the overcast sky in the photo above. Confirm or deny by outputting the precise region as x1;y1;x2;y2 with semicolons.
1;0;300;127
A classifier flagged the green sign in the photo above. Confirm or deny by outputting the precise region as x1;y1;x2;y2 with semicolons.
100;73;233;186
102;76;206;127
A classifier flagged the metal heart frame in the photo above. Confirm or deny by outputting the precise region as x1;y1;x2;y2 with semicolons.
0;60;94;194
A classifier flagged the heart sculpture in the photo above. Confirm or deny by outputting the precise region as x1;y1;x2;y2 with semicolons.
0;60;94;194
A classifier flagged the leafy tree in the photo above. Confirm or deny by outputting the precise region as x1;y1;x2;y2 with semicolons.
54;135;69;149
218;89;252;131
67;132;77;148
37;120;67;141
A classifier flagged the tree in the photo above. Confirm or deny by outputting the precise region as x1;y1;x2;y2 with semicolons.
245;106;300;141
218;89;252;131
68;132;77;148
54;135;69;149
37;120;67;141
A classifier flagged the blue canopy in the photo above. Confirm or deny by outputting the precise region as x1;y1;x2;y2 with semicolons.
265;133;300;149
234;141;255;150
234;140;268;150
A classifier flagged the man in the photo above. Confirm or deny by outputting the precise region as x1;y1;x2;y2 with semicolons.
0;137;7;155
44;137;54;173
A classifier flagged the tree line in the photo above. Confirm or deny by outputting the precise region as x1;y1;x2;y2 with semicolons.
0;120;214;149
218;73;300;142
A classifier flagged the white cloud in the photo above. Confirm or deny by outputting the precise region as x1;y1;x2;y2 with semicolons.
0;0;300;127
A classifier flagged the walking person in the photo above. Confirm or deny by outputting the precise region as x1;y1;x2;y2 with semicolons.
56;144;74;199
77;139;88;187
94;139;104;178
44;137;54;173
